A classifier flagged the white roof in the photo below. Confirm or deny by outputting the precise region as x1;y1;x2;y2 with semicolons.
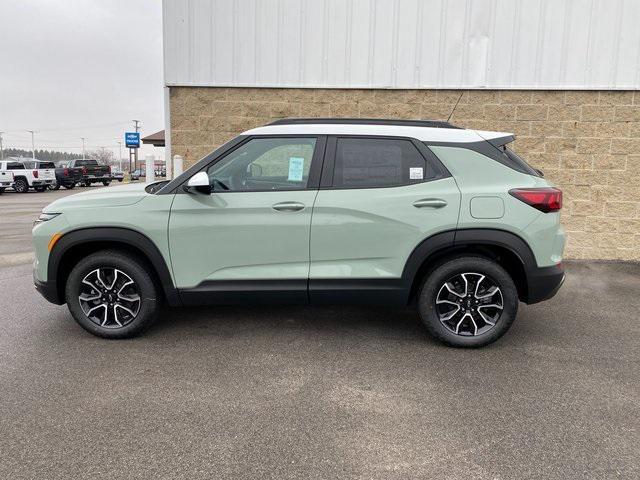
242;124;512;143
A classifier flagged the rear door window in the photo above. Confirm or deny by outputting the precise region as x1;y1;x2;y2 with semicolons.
331;137;432;188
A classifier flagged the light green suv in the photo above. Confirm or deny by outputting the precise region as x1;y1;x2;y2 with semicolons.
33;119;565;347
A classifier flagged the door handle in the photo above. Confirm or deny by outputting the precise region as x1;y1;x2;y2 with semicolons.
413;198;448;209
272;201;305;212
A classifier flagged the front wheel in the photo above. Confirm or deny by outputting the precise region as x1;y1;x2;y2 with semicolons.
418;256;518;348
50;183;60;190
63;183;76;190
65;250;160;338
0;187;5;194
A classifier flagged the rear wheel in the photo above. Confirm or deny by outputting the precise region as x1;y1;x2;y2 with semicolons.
0;187;5;194
418;256;518;348
102;181;111;186
13;178;29;193
65;250;160;338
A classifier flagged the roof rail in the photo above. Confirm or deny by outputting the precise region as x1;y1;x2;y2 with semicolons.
268;118;462;129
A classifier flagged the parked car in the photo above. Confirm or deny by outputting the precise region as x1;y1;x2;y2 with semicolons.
33;118;565;347
130;169;144;181
49;161;83;190
111;169;124;182
64;159;111;186
0;169;14;194
0;157;56;192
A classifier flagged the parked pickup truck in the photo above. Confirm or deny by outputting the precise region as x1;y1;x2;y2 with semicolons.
0;169;13;193
51;160;83;190
0;157;56;192
65;159;111;186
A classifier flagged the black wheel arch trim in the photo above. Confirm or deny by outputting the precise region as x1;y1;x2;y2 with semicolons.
47;227;181;306
402;227;559;305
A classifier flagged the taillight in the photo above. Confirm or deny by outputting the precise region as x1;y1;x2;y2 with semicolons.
509;187;562;213
33;170;39;178
82;167;87;175
63;168;69;177
108;166;112;174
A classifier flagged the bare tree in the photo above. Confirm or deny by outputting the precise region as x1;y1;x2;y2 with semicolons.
85;149;115;165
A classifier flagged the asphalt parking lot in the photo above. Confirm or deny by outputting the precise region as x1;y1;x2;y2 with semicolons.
0;187;638;479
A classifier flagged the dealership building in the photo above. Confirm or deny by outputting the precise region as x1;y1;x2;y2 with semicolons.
161;0;640;261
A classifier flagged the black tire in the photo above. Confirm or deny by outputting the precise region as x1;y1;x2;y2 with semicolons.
102;181;111;186
418;256;518;348
13;178;29;193
0;187;5;194
65;250;160;339
63;183;76;190
50;183;61;190
117;179;123;182
34;186;47;192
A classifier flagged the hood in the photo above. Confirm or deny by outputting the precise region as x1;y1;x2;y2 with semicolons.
43;183;150;212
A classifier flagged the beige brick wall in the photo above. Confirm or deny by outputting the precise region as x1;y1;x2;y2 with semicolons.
170;87;640;261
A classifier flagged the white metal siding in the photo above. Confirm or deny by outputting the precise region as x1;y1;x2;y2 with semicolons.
163;0;640;89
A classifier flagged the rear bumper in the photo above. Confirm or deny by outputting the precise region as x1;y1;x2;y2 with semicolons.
83;176;111;182
526;263;565;304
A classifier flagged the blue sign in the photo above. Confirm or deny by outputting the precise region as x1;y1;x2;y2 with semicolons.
125;132;140;148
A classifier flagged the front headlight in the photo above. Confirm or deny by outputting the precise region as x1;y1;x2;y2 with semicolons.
34;212;60;226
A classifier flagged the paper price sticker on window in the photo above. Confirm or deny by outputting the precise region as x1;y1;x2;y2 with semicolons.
409;167;424;180
288;157;305;182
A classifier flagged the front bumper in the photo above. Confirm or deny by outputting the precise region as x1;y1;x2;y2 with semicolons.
526;263;565;304
34;271;64;305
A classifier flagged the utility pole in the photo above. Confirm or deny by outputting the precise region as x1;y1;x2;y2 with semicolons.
27;130;36;159
0;131;4;160
132;120;140;174
80;137;86;160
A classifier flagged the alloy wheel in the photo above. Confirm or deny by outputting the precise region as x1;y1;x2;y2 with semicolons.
435;272;504;336
78;268;141;328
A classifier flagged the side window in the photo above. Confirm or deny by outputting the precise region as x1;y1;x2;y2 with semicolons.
7;162;24;170
332;138;431;188
207;137;316;191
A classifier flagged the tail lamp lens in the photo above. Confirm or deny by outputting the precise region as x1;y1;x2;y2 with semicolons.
509;187;562;213
63;168;69;177
82;167;87;175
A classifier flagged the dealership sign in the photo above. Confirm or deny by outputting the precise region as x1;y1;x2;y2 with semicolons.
125;132;140;148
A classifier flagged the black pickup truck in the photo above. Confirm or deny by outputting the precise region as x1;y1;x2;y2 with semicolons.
52;161;83;190
65;159;112;186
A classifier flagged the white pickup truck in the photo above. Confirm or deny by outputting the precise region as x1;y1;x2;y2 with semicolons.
0;157;56;193
0;169;13;194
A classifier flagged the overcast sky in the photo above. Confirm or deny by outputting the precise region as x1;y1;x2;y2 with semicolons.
0;0;164;161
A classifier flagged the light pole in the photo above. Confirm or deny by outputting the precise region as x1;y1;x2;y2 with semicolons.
0;131;4;160
80;137;86;160
116;140;123;171
27;130;36;159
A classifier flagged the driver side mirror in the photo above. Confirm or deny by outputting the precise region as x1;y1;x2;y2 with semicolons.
184;171;212;195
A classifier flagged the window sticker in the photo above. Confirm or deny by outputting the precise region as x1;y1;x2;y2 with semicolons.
288;157;304;182
409;167;424;180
